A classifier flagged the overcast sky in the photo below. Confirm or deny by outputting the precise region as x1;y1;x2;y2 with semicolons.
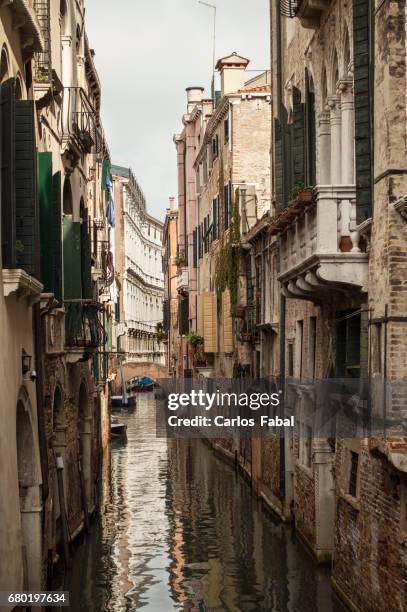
86;0;270;220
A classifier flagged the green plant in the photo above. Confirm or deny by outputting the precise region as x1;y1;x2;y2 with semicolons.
214;189;241;317
186;332;204;347
290;182;313;199
174;251;186;267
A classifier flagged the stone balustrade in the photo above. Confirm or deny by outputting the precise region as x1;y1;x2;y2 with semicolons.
278;185;368;302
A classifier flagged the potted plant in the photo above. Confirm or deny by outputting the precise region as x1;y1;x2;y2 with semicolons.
186;332;204;347
290;182;314;204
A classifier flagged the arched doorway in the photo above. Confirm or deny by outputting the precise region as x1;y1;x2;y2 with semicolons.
78;382;92;511
16;390;42;590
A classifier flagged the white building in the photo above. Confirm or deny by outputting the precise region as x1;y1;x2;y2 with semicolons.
112;166;165;365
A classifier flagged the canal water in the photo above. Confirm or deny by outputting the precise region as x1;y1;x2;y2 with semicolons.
59;394;346;611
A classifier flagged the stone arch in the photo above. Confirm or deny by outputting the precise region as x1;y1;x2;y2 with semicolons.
342;26;352;76
329;49;340;93
63;176;73;215
0;45;10;83
16;388;42;589
78;380;92;509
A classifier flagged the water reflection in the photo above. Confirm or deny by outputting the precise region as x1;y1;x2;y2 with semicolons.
62;395;344;611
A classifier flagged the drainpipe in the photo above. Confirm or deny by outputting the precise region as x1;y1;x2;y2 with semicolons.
33;302;49;502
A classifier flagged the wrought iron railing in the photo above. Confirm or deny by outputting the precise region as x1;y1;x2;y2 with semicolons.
62;87;102;153
64;301;106;350
34;0;51;81
280;0;299;17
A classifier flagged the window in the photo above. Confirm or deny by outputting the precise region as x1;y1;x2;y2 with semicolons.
212;134;219;160
295;320;303;379
372;322;382;375
224;183;231;230
224;117;229;142
309;316;317;379
301;425;312;468
288;343;294;377
349;451;359;498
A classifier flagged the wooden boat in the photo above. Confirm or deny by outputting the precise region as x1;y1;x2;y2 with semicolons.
111;417;127;439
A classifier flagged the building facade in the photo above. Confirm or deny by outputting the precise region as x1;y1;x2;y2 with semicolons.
112;166;165;368
0;0;113;592
162;197;179;376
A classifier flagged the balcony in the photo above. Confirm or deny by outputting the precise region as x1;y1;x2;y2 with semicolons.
64;301;106;362
281;0;330;28
8;1;44;60
92;239;114;286
177;267;189;294
277;186;368;303
62;87;102;157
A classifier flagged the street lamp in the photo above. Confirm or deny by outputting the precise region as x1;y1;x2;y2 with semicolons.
21;349;32;376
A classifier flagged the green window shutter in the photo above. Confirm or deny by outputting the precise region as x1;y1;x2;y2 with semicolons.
15;100;39;278
0;78;16;268
353;0;373;223
274;118;284;212
224;184;229;229
101;159;110;191
63;218;82;299
39;158;63;302
292;86;305;188
193;228;198;267
81;213;92;300
179;296;189;335
52;172;63;302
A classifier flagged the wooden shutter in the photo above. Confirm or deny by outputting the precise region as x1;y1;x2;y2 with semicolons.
212;199;217;240
292;86;305;188
202;292;217;353
15;100;39;278
353;0;373;223
81;212;92;299
39;154;63;301
0;78;16;268
193;228;198;267
222;289;233;354
274;118;284;212
224;184;229;229
179;296;189;335
63;217;82;299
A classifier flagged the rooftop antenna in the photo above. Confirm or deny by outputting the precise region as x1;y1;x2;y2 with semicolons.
198;1;217;101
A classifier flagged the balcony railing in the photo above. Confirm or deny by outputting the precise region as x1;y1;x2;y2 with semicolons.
277;186;368;301
92;239;114;285
281;0;329;27
62;87;102;154
64;301;106;351
177;267;189;293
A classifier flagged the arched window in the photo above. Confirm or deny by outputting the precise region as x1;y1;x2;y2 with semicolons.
15;75;23;101
0;46;9;84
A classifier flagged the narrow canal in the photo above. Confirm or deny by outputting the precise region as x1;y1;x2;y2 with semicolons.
60;394;346;611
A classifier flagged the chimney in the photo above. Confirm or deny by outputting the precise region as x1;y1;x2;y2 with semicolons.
215;52;250;97
186;86;205;113
169;197;176;211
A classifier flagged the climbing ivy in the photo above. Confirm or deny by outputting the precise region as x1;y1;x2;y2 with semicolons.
215;189;241;317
